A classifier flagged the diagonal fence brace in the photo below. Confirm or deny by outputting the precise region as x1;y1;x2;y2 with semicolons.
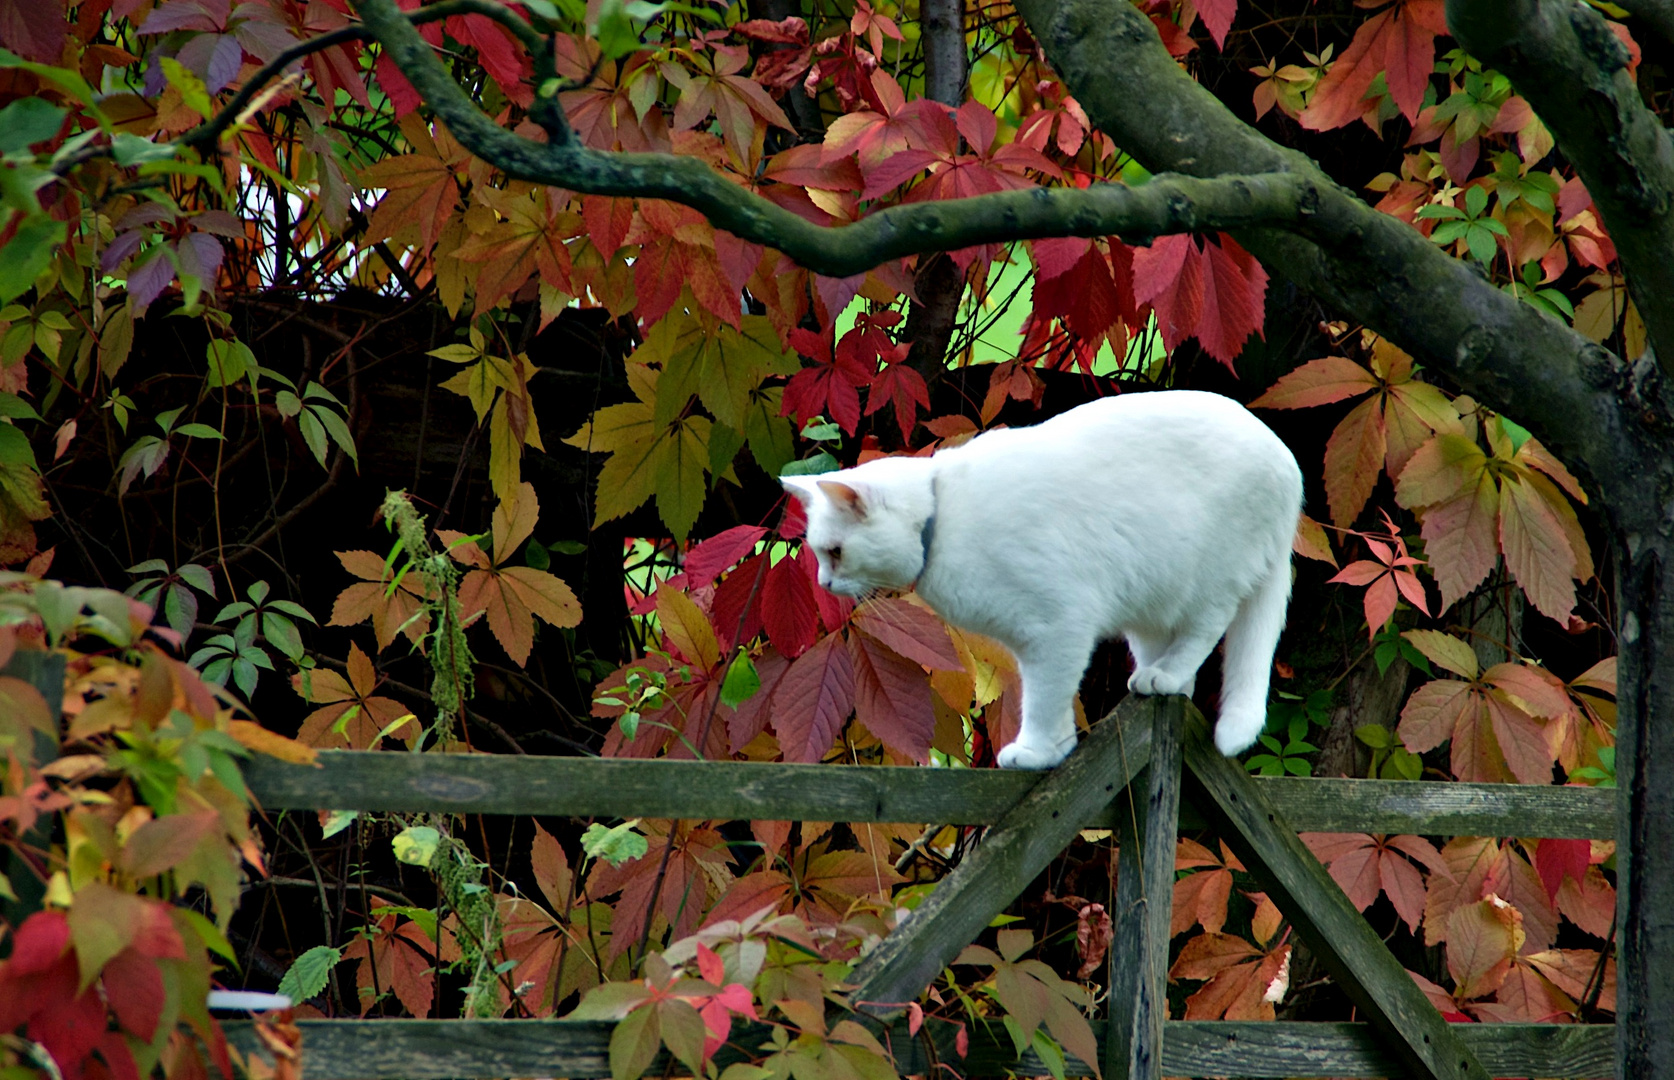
1179;706;1493;1080
848;695;1169;1014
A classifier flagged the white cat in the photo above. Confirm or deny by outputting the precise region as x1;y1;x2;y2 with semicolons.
781;390;1303;767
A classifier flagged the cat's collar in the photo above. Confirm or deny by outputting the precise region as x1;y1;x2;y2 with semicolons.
917;511;936;580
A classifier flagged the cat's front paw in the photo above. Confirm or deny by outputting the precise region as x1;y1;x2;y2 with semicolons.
996;737;1075;770
1128;666;1187;696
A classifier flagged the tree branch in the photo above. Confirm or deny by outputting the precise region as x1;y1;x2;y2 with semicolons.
1447;0;1674;375
903;0;969;380
354;0;1322;272
1011;0;1669;513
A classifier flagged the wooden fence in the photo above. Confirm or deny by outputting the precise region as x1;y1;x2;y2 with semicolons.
227;694;1616;1080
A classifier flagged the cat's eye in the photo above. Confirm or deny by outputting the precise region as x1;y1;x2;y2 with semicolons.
826;546;842;563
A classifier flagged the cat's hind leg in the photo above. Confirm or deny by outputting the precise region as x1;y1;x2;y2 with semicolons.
996;639;1092;770
1214;563;1292;755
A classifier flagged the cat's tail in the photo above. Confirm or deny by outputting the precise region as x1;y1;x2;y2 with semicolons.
1216;560;1292;755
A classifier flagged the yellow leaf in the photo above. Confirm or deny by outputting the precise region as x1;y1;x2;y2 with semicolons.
1401;630;1478;680
657;587;719;670
653;414;711;542
1291;515;1337;567
489;394;523;503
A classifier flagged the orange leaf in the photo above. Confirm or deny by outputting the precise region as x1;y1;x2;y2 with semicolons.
1300;0;1447;129
1498;474;1578;621
1322;395;1386;526
1250;356;1377;410
227;720;319;765
1446;897;1524;1001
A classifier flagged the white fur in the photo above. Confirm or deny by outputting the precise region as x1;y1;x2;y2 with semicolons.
782;391;1303;768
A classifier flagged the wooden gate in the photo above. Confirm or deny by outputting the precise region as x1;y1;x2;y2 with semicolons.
234;694;1615;1079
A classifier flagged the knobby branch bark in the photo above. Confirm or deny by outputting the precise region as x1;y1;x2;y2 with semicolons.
1447;0;1674;378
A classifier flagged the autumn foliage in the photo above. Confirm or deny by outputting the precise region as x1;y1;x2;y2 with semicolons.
0;0;1636;1072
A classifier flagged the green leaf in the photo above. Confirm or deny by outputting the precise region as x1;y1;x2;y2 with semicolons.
155;406;186;434
1354;724;1392;749
0;216;65;303
594;0;645;59
308;404;358;465
779;451;839;477
206;339;254;388
799;420;841;441
607;1001;660;1080
0;98;65;154
111;133;178;166
719;653;761;708
297;408;328;466
0;423;37;472
318;809;359;839
276;945;342;1004
1030;1028;1067;1080
176;563;217;596
262;611;304;660
392;825;441;866
581;819;648;866
175;423;225;440
0;392;38;421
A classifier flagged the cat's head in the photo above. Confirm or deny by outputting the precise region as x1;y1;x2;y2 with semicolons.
781;473;927;597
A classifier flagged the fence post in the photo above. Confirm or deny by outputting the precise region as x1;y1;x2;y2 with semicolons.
1105;694;1181;1080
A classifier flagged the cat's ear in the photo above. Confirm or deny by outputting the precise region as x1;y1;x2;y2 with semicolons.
816;480;868;520
780;476;818;506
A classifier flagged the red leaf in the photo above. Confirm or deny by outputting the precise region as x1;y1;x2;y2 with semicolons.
444;14;532;105
102;949;164;1040
0;0;67;61
711;552;767;647
9;910;70;975
761;553;819;658
1534;839;1591;904
864;356;931;443
582;195;635;260
1195;0;1237;48
849;631;934;761
771;633;854;762
1194;235;1268;367
800;545;853;632
850;597;962;669
1300;0;1447;129
1132;234;1203;351
685;525;769;590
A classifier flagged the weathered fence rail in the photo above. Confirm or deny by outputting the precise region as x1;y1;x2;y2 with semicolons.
230;694;1617;1080
243;749;1615;837
223;1017;1615;1080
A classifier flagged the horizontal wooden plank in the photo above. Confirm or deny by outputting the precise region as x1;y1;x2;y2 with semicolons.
221;1018;1613;1078
243;753;1614;837
1164;1021;1613;1078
